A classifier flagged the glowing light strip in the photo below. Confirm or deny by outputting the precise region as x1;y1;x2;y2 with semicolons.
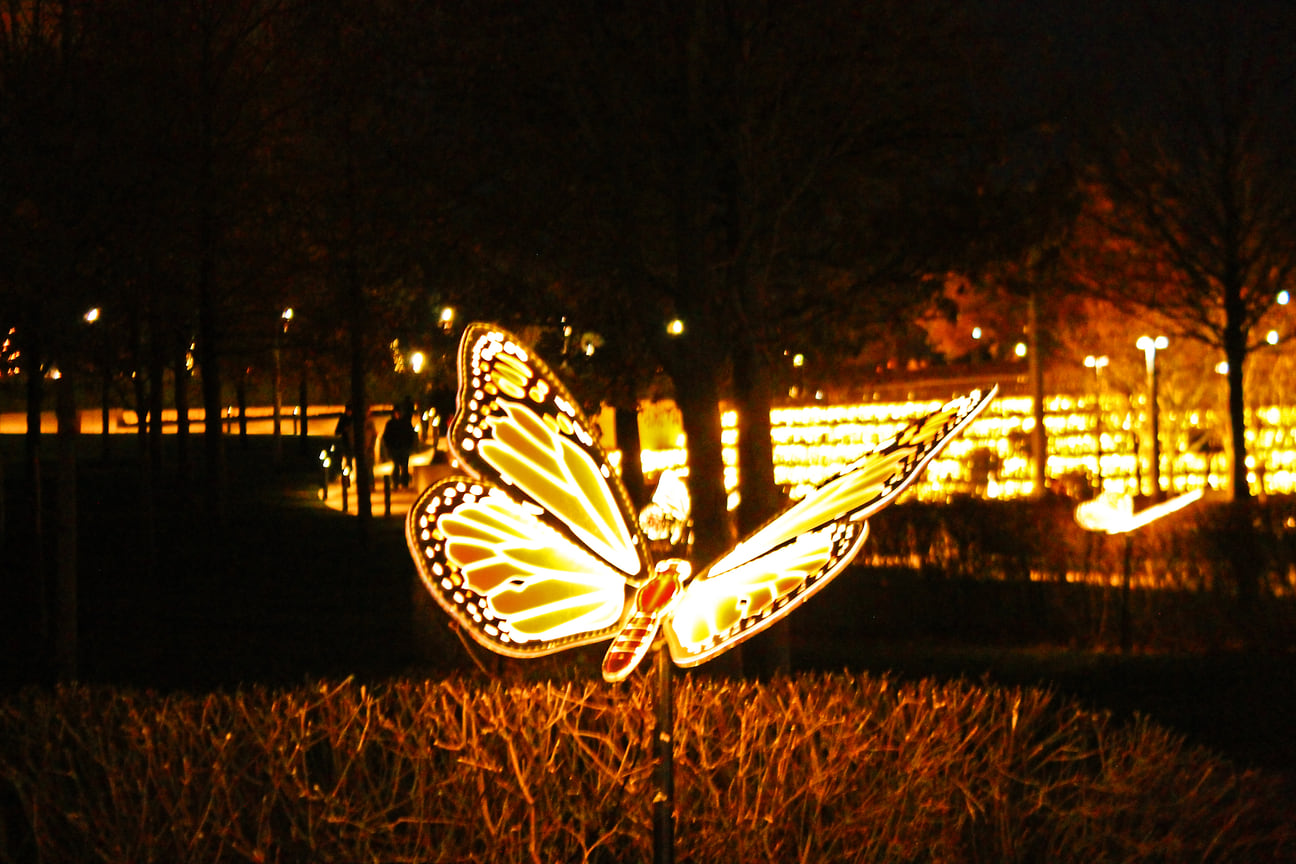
1073;489;1204;534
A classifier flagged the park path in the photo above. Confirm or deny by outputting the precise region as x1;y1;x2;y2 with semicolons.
319;457;454;518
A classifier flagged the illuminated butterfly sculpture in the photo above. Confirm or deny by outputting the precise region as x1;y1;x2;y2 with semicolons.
406;323;995;682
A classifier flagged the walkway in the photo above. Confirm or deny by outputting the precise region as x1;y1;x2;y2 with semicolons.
319;451;454;518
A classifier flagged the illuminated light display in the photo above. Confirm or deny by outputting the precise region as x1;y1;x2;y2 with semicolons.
635;392;1296;500
1074;489;1204;534
406;323;994;683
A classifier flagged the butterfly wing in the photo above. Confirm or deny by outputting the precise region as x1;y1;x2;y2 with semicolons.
407;478;631;656
451;323;651;576
406;323;653;658
664;386;996;667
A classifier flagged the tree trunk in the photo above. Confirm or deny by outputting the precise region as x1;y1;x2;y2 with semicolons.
1029;289;1047;498
148;336;165;482
1223;285;1259;607
23;360;45;655
53;373;78;681
236;371;248;445
298;367;310;454
614;405;646;509
175;344;190;482
732;336;789;674
198;247;226;521
671;353;729;570
24;336;44;478
733;341;779;535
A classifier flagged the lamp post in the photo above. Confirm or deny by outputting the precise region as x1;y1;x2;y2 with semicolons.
84;307;111;461
274;307;293;462
1085;354;1108;491
1137;335;1168;499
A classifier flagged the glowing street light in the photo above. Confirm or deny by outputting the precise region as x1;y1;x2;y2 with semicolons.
666;318;684;336
1137;335;1168;499
409;350;426;374
274;307;294;461
1085;355;1109;489
83;307;112;458
439;306;456;332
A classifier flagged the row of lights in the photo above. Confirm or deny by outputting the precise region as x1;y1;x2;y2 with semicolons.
636;330;1296;503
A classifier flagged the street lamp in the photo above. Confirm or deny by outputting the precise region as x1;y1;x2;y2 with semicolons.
1137;335;1168;499
84;307;110;460
274;307;293;461
1085;354;1109;490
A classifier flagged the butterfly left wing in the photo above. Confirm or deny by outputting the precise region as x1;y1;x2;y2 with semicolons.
450;323;651;578
407;323;654;660
664;386;996;667
407;477;632;656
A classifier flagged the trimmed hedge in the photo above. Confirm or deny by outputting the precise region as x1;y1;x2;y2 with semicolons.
1;674;1291;863
866;496;1296;594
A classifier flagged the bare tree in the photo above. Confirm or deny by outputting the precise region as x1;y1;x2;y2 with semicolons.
1073;0;1296;601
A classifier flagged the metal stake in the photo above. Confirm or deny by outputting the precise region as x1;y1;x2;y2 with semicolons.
653;647;675;864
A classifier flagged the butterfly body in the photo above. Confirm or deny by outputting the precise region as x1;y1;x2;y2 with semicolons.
407;323;996;682
601;560;690;682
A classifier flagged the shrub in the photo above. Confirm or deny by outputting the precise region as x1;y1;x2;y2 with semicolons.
0;675;1291;863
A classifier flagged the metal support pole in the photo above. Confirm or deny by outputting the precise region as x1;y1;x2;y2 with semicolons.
273;336;283;464
1149;360;1161;499
653;648;675;864
384;474;392;517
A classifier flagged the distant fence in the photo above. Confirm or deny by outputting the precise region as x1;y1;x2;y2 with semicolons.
0;405;359;436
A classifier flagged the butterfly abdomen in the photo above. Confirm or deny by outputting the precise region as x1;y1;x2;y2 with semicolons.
601;612;660;682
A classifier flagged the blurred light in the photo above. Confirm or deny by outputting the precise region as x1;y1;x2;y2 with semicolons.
439;307;456;332
1216;361;1229;374
1279;290;1290;305
1267;330;1280;345
972;327;982;339
667;319;684;336
410;351;426;374
84;307;101;324
1014;342;1027;357
792;353;804;368
1084;354;1108;370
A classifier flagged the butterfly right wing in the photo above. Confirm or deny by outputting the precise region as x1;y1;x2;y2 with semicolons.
407;476;632;658
664;386;996;667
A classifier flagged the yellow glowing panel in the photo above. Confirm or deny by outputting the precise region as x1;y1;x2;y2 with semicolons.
1074;489;1203;534
406;323;995;682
